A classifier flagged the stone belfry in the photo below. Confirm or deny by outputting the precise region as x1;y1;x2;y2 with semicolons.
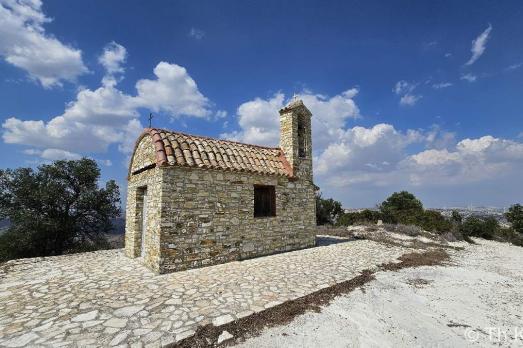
279;97;313;180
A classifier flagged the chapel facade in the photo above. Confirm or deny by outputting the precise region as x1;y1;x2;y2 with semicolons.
125;99;316;273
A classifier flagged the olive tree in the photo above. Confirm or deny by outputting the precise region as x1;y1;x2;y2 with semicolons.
0;158;120;261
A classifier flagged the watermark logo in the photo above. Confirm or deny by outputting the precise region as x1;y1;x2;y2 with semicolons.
464;328;479;342
465;327;523;343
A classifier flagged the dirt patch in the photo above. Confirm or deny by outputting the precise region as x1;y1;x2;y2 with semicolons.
363;233;461;251
170;249;450;348
406;278;433;288
380;250;449;271
447;322;471;328
365;232;464;251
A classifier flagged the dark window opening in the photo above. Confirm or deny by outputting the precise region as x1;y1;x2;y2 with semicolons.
298;118;306;158
254;185;276;217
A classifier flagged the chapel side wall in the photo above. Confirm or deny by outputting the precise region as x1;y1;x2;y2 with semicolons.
125;169;163;272
125;136;163;273
157;166;316;273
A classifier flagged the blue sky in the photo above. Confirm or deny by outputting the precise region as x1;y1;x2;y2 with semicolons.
1;0;522;208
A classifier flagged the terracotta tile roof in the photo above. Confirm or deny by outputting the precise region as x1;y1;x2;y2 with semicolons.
144;128;293;177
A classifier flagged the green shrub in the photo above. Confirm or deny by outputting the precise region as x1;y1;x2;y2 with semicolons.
505;204;523;234
494;227;523;246
377;192;451;234
419;210;452;234
383;223;423;236
451;210;463;224
379;191;424;225
460;216;499;240
320;190;522;247
316;193;343;225
337;209;382;226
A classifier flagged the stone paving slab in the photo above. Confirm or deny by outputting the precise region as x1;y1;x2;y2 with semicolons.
0;239;409;347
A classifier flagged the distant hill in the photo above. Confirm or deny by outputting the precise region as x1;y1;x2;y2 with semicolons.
110;217;126;235
0;218;126;235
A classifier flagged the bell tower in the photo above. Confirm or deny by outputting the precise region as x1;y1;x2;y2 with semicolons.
279;98;313;180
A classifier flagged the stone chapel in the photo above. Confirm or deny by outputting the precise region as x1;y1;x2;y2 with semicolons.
125;98;316;273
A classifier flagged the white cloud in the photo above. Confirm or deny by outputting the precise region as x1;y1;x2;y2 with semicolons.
424;126;456;150
23;148;81;160
410;149;460;166
461;73;477;82
98;42;127;75
22;148;39;156
457;136;523;160
506;62;523;71
221;89;360;149
2;45;212;157
393;80;414;95
23;149;115;167
189;27;205;40
399;94;422;106
405;135;523;186
215;110;227;119
394;81;421;106
222;93;284;146
40;148;81;160
317;127;523;206
465;24;492;66
315;124;422;176
117;119;144;154
224;88;523;206
423;41;438;49
0;0;88;87
432;82;453;89
135;62;211;118
223;90;425;199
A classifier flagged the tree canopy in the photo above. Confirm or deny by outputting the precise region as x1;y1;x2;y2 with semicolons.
0;158;120;261
379;191;424;224
460;216;499;240
316;193;343;225
505;204;523;234
337;209;382;226
451;210;463;224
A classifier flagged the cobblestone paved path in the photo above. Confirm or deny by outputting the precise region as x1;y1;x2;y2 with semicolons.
0;239;409;347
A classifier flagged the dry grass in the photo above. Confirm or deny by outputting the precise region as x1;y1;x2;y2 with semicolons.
380;250;450;271
316;225;356;238
382;223;422;236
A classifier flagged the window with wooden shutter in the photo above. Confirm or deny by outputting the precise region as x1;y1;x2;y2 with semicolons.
254;185;276;217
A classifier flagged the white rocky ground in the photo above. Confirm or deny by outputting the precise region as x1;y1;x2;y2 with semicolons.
235;239;523;348
2;229;520;348
0;238;409;347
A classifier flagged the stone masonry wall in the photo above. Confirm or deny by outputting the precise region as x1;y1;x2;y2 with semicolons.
279;103;313;179
279;109;299;171
125;136;163;272
157;166;316;273
125;168;163;272
130;133;157;174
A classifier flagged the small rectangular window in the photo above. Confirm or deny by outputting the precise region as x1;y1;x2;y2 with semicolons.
254;185;276;217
